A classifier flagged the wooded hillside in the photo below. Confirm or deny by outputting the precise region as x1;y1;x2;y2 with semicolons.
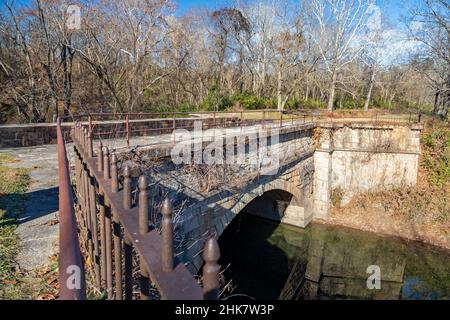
0;0;448;123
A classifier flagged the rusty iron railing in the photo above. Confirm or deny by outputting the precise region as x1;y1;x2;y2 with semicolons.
63;109;420;148
307;109;422;125
57;118;86;299
70;110;312;147
67;121;222;300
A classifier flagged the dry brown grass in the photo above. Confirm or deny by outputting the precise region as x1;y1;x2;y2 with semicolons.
353;186;449;225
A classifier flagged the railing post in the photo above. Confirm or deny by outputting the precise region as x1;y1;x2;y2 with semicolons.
172;112;176;144
82;162;94;276
104;199;113;299
121;164;133;299
213;111;216;140
88;173;101;289
86;128;90;151
111;154;118;193
77;122;81;145
88;115;93;135
126;114;130;148
202;238;221;300
80;123;83;143
97;141;104;172
138;175;150;299
138;176;149;235
280;111;283;128
98;191;107;290
79;123;83;143
161;198;173;272
240;111;243;130
113;209;123;300
100;147;113;298
76;123;80;142
103;147;110;180
124;233;133;300
123;166;132;210
87;130;93;158
81;126;85;150
173;111;176;131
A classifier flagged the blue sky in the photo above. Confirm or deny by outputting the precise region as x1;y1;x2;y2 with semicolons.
7;0;426;25
6;0;425;28
175;0;424;27
176;0;224;14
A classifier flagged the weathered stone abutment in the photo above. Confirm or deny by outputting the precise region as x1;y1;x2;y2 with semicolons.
313;122;423;219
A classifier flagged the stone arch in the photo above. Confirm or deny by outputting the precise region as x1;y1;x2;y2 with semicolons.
179;178;313;273
227;178;303;216
220;178;312;236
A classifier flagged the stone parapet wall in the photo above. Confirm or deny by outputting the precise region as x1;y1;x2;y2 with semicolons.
0;123;65;147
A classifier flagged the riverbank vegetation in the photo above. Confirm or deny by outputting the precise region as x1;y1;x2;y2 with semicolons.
328;118;450;249
0;0;448;123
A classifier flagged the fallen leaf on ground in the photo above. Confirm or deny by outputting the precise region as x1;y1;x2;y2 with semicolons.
2;279;17;285
37;293;55;300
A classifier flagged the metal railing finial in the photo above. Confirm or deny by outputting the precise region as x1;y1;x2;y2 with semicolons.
97;141;104;172
202;238;221;300
103;146;110;179
161;197;174;272
111;153;118;192
138;175;149;235
123;166;132;209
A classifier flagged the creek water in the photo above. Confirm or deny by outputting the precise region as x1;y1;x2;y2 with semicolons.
218;214;450;300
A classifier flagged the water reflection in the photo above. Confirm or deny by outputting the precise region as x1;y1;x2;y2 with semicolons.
218;214;450;300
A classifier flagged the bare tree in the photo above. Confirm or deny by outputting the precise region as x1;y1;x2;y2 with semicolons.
408;0;449;118
305;0;374;110
0;0;445;123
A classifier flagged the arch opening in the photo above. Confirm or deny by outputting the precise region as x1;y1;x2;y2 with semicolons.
217;189;297;300
241;189;295;222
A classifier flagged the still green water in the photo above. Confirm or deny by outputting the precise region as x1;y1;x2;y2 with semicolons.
218;214;450;300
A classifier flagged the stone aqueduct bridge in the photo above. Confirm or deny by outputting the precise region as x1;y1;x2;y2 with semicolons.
116;121;423;273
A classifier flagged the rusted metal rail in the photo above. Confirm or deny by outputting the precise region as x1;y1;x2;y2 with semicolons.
57;118;86;300
62;109;421;148
69;110;310;147
59;120;222;300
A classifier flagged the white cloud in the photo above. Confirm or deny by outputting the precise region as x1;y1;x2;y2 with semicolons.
377;28;422;66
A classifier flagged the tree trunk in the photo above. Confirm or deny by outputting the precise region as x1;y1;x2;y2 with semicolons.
433;91;440;114
327;71;337;111
305;82;310;101
364;70;375;111
277;68;283;111
442;93;449;118
439;75;450;119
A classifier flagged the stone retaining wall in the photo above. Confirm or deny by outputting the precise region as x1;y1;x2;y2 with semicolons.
313;123;423;219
